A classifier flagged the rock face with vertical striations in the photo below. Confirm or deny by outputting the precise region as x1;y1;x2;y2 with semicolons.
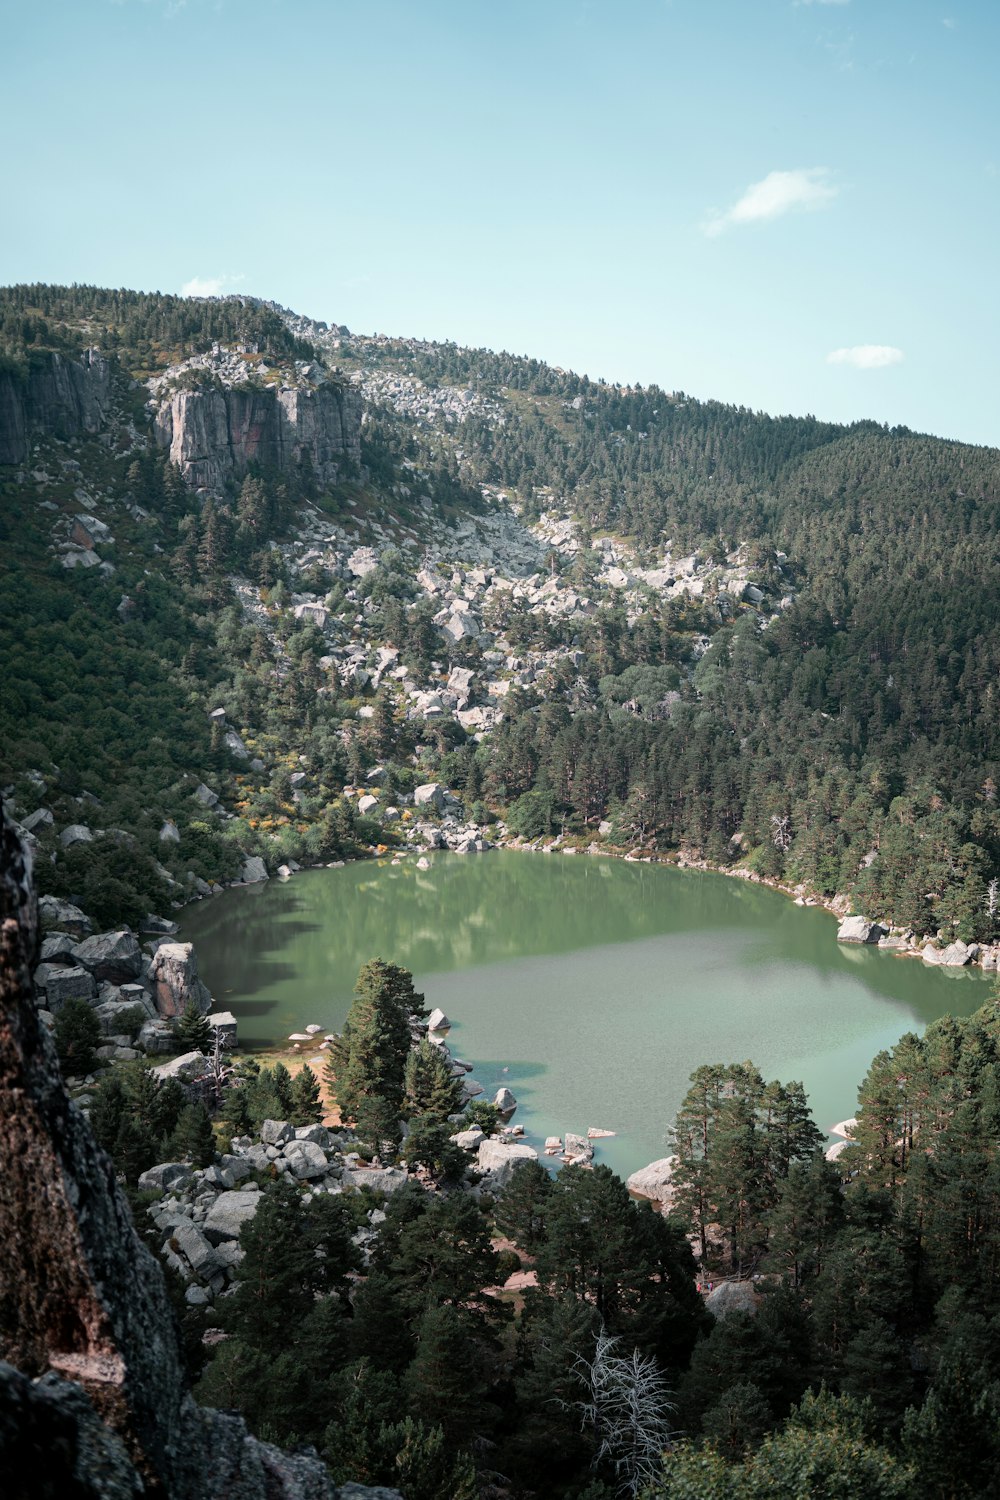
152;379;362;493
0;349;112;466
0;804;397;1499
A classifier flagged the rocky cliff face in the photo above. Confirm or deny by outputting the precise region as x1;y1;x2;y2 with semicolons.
153;380;362;493
0;803;395;1500
0;350;112;466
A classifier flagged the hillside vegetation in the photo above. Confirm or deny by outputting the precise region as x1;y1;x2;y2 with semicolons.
2;282;999;940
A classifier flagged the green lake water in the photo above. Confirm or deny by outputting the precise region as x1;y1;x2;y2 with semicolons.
180;851;991;1179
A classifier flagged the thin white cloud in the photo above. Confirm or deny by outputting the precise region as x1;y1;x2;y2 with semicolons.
827;345;904;369
181;273;246;298
703;168;838;237
182;275;225;297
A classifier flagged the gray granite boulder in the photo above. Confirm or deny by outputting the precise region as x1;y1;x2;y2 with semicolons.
202;1190;262;1243
478;1139;538;1189
72;930;142;983
282;1140;329;1180
34;964;96;1011
37;895;92;936
922;940;973;967
170;1220;221;1278
152;1051;210;1083
705;1280;760;1319
625;1157;675;1205
836;915;885;944
138;1162;193;1196
343;1166;409;1194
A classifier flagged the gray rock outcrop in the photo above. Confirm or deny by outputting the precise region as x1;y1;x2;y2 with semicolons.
71;930;142;984
153;380;361;494
0;348;112;466
148;942;211;1018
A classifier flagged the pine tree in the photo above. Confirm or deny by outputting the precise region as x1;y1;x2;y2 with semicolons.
168;1102;217;1168
289;1064;323;1126
330;960;421;1151
53;997;101;1075
173;1001;211;1053
493;1158;553;1253
404;1039;464;1121
404;1304;496;1449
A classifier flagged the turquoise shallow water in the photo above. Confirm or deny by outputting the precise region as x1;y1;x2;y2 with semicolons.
180;852;991;1178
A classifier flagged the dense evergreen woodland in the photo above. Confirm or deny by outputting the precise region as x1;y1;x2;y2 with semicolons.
100;956;1000;1498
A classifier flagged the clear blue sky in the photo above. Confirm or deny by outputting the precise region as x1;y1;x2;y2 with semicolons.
2;0;998;445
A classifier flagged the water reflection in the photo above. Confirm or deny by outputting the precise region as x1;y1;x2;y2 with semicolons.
181;852;991;1174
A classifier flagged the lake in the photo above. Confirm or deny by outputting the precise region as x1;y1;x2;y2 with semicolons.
180;851;991;1179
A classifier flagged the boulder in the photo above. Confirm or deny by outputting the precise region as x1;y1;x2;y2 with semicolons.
626;1157;676;1205
240;856;268;884
59;824;94;848
149;942;211;1018
39;931;78;964
21;807;54;833
493;1086;517;1115
294;1123;331;1146
193;783;220;809
170;1219;221;1278
207;1010;238;1042
71;930;142;983
837;915;885;944
705;1280;760;1320
260;1119;294;1146
357;794;379;816
282;1140;329;1180
343;1166;409;1194
137;1162;193;1196
139;915;180;936
450;1128;484;1151
202;1190;262;1243
414;783;446;810
159;820;181;843
427;1007;451;1031
37;895;93;936
223;730;250;761
563;1132;594;1162
137;1021;177;1056
34;964;96;1011
477;1139;538;1189
923;940;973;967
152;1050;210;1082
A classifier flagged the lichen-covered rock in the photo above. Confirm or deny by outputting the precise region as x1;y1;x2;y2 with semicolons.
0;805;342;1497
148;942;211;1018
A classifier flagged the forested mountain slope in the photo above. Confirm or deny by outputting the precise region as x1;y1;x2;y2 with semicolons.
2;283;999;948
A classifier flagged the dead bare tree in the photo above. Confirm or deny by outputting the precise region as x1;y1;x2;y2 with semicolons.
571;1329;675;1499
